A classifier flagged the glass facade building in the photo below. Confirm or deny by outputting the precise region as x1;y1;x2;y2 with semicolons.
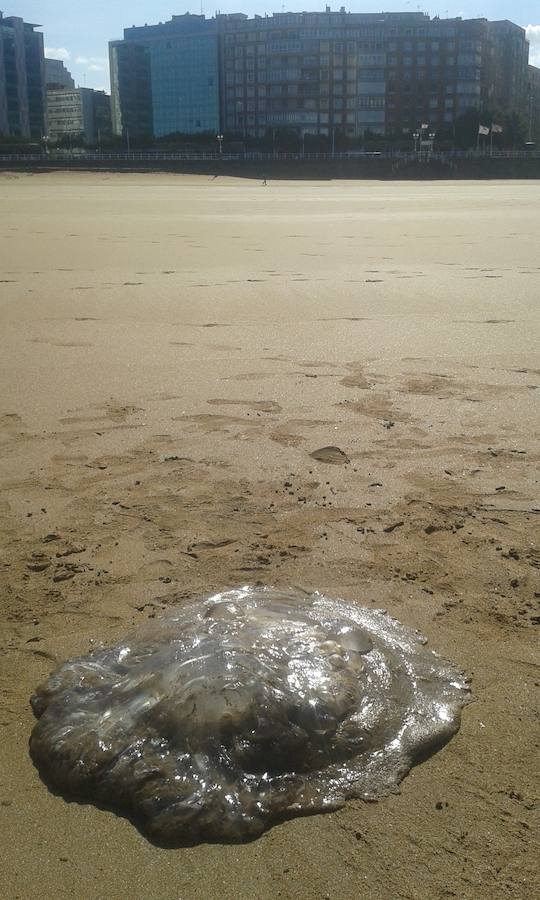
110;41;153;138
148;33;219;135
0;13;46;138
110;14;219;138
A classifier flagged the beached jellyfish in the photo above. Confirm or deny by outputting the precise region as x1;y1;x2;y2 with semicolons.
30;587;469;843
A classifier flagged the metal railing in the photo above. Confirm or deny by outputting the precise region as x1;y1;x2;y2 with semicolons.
0;149;539;163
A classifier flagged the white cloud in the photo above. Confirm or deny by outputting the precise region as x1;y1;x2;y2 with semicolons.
526;25;540;67
75;56;107;67
74;56;108;74
45;47;71;61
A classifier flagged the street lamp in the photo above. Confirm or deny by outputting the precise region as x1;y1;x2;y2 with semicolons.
216;133;223;155
413;131;420;153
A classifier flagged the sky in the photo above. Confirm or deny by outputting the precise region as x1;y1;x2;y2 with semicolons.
6;1;540;92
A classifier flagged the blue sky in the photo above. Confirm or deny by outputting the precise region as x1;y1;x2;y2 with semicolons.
7;1;540;91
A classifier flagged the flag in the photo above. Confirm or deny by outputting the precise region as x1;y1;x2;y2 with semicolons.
491;123;503;134
478;124;490;135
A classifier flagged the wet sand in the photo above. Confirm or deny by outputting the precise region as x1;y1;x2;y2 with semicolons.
0;172;538;899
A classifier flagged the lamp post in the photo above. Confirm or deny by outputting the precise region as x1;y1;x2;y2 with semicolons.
216;133;223;156
413;130;420;154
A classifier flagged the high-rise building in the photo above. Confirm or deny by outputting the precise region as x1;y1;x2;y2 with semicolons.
109;13;220;138
0;12;46;138
47;87;111;144
109;10;537;142
220;12;532;139
528;65;540;143
482;20;529;118
109;41;153;138
45;58;75;89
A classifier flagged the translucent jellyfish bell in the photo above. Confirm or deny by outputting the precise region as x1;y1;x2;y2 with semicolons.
30;588;470;843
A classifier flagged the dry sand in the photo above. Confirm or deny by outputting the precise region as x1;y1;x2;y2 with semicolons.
0;171;538;899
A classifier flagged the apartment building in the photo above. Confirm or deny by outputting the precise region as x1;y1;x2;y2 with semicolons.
47;87;111;144
221;11;532;139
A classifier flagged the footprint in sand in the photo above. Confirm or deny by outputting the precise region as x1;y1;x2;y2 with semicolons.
29;339;92;348
270;418;333;449
51;453;89;464
174;413;261;433
190;539;237;551
270;430;304;448
452;319;514;325
340;368;371;389
207;399;282;414
0;412;26;444
137;560;174;578
319;317;369;323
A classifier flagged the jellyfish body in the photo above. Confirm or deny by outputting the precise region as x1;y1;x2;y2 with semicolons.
30;588;469;842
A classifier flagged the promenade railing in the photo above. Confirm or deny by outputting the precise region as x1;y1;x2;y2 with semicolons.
1;149;539;163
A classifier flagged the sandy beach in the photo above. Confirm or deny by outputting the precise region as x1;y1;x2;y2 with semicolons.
1;171;538;899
